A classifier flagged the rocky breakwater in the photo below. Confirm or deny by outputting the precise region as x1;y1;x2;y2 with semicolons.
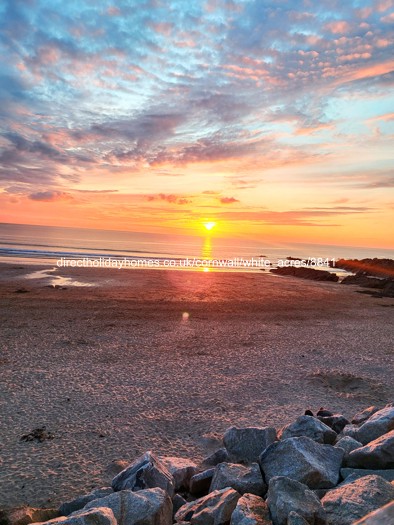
270;267;339;282
336;258;394;298
2;405;394;525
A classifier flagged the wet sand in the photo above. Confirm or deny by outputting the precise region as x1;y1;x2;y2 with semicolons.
0;263;393;508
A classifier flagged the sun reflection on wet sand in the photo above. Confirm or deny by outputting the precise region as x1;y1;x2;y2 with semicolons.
24;267;95;287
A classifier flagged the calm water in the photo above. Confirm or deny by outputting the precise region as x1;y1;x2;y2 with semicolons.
0;222;393;272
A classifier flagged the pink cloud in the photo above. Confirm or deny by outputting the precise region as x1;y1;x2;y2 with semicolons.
219;196;239;204
325;21;352;34
381;12;394;22
375;0;394;13
107;6;122;16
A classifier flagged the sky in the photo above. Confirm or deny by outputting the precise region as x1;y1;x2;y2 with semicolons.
0;0;393;248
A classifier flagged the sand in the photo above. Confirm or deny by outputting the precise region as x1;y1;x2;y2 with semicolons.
0;263;393;509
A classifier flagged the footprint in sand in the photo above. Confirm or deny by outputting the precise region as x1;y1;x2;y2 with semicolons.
308;370;388;401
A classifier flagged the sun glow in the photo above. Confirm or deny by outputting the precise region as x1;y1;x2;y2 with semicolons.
204;222;216;231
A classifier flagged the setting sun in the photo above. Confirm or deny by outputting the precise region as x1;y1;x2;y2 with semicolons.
204;222;216;231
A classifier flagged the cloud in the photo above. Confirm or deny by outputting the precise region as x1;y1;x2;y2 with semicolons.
0;0;392;236
29;191;74;202
212;205;374;226
360;176;394;188
146;193;192;204
219;196;240;204
324;21;352;34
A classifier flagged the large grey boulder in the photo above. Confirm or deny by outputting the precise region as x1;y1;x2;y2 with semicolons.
321;475;394;525
175;487;241;524
111;451;175;496
279;416;336;444
84;487;172;525
230;494;271;525
59;487;113;515
30;508;116;525
224;427;277;464
266;476;326;525
340;468;394;483
353;501;394;524
160;457;198;491
339;425;359;441
259;437;344;489
355;406;394;444
334;436;362;458
351;406;380;426
346;430;394;469
210;463;266;496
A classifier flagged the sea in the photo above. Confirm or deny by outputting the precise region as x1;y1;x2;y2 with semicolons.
0;222;393;274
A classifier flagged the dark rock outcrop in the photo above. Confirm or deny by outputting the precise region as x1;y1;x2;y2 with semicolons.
270;267;338;282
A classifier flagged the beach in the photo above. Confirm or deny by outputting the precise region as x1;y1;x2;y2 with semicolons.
0;263;393;509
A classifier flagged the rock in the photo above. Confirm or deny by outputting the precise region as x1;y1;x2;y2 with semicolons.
230;494;271;525
84;487;172;525
266;476;326;525
313;489;331;500
339;425;359;440
189;468;215;496
346;430;394;468
210;463;266;496
352;500;394;524
379;280;394;297
175;487;241;524
316;408;334;418
223;427;277;464
270;267;338;282
317;414;349;434
340;273;387;289
351;406;380;426
335;258;394;279
160;457;198;491
0;508;59;525
30;508;116;525
355;406;394;444
201;449;229;469
20;427;54;442
111;451;175;496
259;437;344;489
173;495;188;516
340;468;394;483
59;487;113;515
286;512;310;525
321;474;394;525
334;436;362;459
278;416;337;444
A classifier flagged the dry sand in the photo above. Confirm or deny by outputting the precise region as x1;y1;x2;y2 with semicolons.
0;262;393;509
